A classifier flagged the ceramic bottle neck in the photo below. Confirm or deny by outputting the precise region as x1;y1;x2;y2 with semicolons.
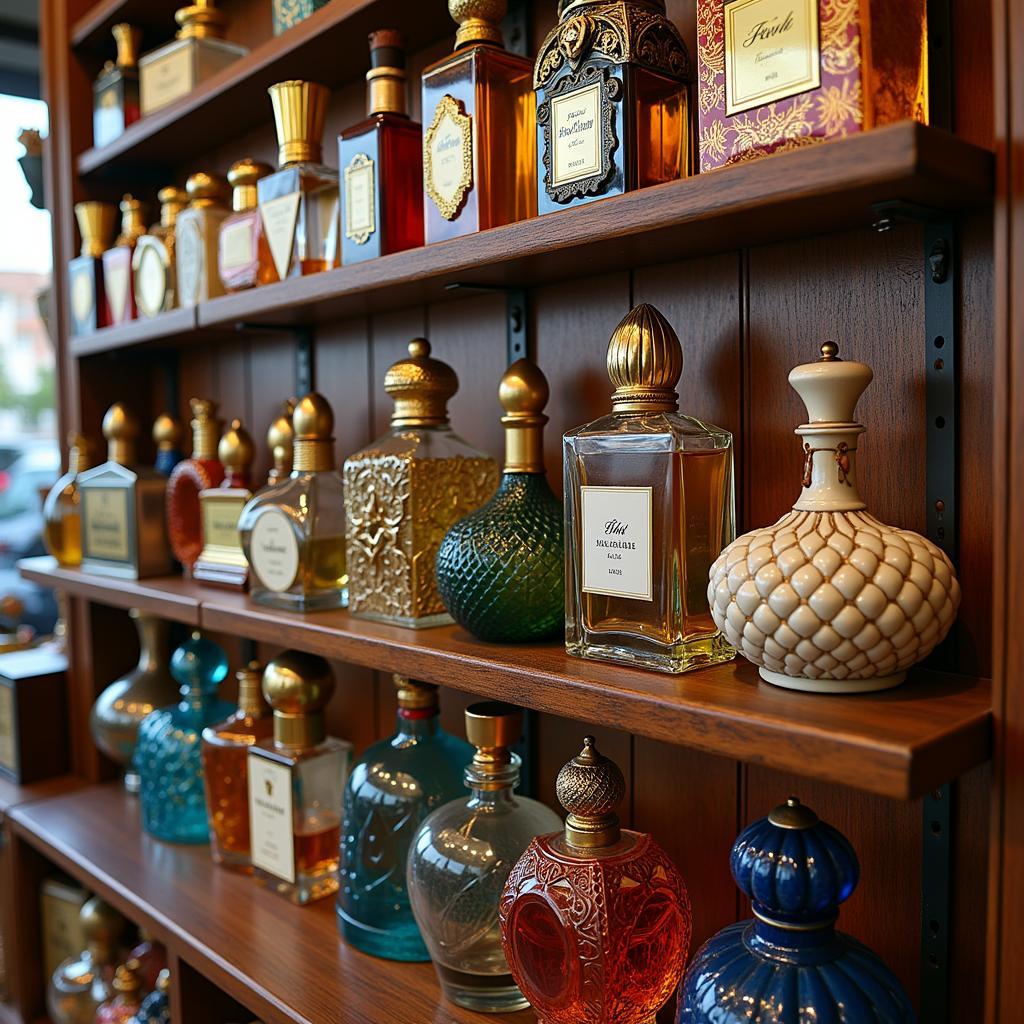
792;422;866;512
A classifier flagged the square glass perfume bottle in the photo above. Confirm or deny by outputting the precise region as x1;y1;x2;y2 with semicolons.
271;0;330;35
69;201;116;336
102;195;147;326
535;1;692;215
421;0;536;243
248;652;352;905
93;23;141;149
339;31;424;265
176;171;230;307
139;1;247;116
258;80;339;283
217;158;274;292
563;304;736;673
133;186;188;318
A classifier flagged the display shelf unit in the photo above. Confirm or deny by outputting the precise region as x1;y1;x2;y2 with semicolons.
69;305;196;357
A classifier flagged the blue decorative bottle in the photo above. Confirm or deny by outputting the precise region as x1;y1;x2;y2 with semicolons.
676;797;916;1024
136;633;233;844
337;676;472;960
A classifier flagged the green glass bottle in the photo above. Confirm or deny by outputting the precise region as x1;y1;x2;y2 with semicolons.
436;359;563;642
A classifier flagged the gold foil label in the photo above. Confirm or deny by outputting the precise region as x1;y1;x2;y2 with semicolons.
71;267;93;325
344;154;376;245
105;257;130;321
261;192;301;280
140;44;195;114
83;487;131;563
551;83;602;186
249;507;299;592
135;242;168;317
0;683;14;771
580;485;653;601
248;754;295;883
176;218;203;307
201;493;246;550
424;95;473;221
724;0;821;116
219;218;255;272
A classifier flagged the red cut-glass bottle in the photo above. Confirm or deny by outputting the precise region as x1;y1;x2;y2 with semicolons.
499;737;691;1024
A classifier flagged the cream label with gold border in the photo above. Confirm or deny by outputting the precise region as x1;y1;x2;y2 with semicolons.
425;95;473;221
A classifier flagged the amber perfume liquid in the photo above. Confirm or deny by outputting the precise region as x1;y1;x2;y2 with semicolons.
257;165;339;282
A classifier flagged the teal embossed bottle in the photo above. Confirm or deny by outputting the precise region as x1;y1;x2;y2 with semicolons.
136;633;233;843
435;359;563;642
337;676;472;960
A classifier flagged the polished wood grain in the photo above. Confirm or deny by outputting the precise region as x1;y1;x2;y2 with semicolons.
69;308;198;358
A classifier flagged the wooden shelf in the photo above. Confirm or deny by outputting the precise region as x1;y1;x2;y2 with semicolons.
69;306;197;358
0;775;86;819
70;0;179;51
10;784;533;1024
18;557;992;799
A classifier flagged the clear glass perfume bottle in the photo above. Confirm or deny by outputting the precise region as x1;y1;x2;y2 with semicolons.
344;339;498;628
93;23;141;149
136;633;233;843
95;960;143;1024
258;80;339;283
422;0;536;243
564;303;736;674
218;158;274;292
68;201;116;336
201;661;272;870
407;702;561;1013
239;392;348;611
266;398;296;485
133;186;188;319
176;172;231;306
152;413;185;476
248;652;353;904
43;432;92;567
103;194;148;325
337;676;473;961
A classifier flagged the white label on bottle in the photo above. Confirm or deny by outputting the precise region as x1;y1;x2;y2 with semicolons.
71;267;93;325
140;45;195;114
82;487;131;562
344;154;376;243
724;0;821;116
551;83;602;186
261;192;301;281
176;218;203;307
105;257;130;322
135;243;167;317
249;507;300;592
248;754;295;883
0;684;14;772
219;218;255;272
580;485;653;600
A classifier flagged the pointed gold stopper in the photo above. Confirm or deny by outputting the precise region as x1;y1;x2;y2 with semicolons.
218;417;254;472
102;402;138;466
236;660;268;716
465;701;521;788
115;194;148;247
152;413;183;452
188;397;221;459
394;674;439;712
385;339;458;428
80;897;124;964
74;201;116;258
112;23;141;66
449;0;506;48
607;303;682;414
262;650;335;750
267;397;297;483
175;0;226;39
292;392;336;472
157;186;188;228
227;157;273;212
268;80;329;166
556;736;625;849
500;358;548;474
185;171;230;209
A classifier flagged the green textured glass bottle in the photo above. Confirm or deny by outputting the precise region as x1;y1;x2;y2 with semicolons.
436;359;563;642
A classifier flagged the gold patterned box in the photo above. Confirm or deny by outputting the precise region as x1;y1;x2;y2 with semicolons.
696;0;928;171
272;0;331;35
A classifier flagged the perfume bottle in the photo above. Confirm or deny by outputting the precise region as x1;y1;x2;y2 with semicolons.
217;158;274;292
46;898;125;1024
194;418;255;587
43;432;92;567
501;737;691;1024
79;403;173;579
408;703;561;1012
95;960;143;1024
696;0;928;171
337;676;473;961
239;392;348;611
676;798;915;1023
436;359;563;642
266;398;296;485
136;632;233;843
102;195;148;326
339;31;424;264
90;609;178;793
272;0;329;35
564;303;735;673
93;23;141;149
127;932;167;991
139;0;247;115
152;413;185;476
422;0;536;243
201;661;272;869
176;172;231;307
133;186;188;318
134;968;170;1024
248;652;353;904
344;340;498;627
535;1;691;215
69;201;116;336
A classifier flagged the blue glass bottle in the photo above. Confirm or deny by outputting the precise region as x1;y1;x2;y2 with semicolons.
152;414;184;477
676;797;916;1024
337;676;472;961
136;633;233;844
131;968;170;1024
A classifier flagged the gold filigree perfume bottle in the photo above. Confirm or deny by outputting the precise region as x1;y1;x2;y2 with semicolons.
344;339;498;628
176;172;231;306
564;304;735;673
69;201;116;336
102;195;147;326
133;186;188;318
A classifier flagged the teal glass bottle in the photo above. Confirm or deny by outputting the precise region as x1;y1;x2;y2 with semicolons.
337;676;473;960
436;359;563;642
136;633;233;844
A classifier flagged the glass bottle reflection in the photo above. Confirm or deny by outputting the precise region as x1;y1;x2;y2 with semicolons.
43;432;92;567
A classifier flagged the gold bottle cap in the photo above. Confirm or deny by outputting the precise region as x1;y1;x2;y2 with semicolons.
768;796;820;830
111;22;141;67
227;157;273;212
157;185;188;228
218;417;254;470
175;0;226;40
607;303;682;414
500;358;548;474
267;397;297;482
394;674;439;712
112;959;143;996
268;80;329;166
384;339;458;428
67;431;93;474
559;0;665;14
74;200;116;258
184;171;230;209
80;897;124;963
464;701;521;788
236;660;268;716
262;650;335;750
188;398;222;459
367;30;408;117
290;392;336;473
557;736;625;849
103;402;138;466
115;194;148;247
449;0;506;49
152;413;183;451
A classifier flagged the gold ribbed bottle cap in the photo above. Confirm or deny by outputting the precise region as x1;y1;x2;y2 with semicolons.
236;660;268;715
74;201;116;258
185;171;229;209
557;736;625;849
218;417;254;473
112;23;141;66
268;80;329;166
80;898;124;962
116;194;148;247
500;358;548;474
267;397;297;482
394;674;439;711
263;650;335;750
449;0;506;48
188;398;221;459
152;413;183;451
385;339;458;428
291;392;335;472
465;702;521;787
112;959;143;996
227;157;273;212
175;0;226;39
103;402;138;466
607;303;682;414
157;186;188;227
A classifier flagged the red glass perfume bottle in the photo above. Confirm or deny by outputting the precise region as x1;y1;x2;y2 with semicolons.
500;737;691;1024
103;194;147;325
166;398;224;573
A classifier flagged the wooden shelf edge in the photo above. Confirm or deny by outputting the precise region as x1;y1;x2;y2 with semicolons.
0;774;87;820
69;307;198;358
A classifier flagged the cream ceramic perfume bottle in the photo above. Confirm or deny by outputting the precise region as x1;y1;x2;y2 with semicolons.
176;172;231;306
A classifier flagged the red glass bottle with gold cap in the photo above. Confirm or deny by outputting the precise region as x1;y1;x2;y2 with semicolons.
218;157;274;291
166;398;225;574
500;736;692;1024
103;195;147;325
